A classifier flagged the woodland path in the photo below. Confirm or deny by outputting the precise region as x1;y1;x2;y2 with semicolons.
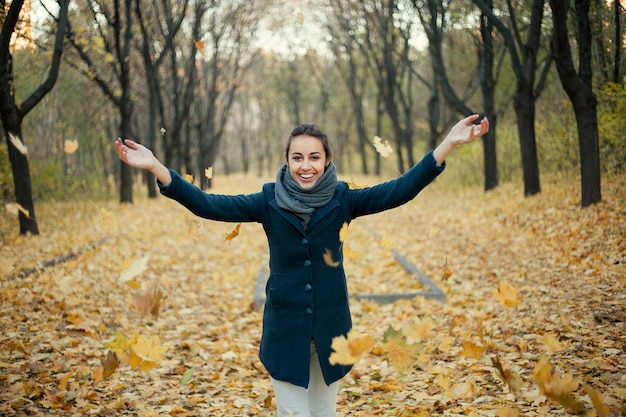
1;172;624;416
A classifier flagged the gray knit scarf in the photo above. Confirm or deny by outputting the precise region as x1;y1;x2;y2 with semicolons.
275;162;337;229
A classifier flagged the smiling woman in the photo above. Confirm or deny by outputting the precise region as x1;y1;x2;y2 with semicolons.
114;115;488;417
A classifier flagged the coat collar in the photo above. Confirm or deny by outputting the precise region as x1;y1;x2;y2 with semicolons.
268;198;340;235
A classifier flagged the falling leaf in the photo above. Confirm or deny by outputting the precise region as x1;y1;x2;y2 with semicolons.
533;356;584;413
64;139;79;154
380;235;395;249
5;202;30;218
134;283;167;319
224;223;241;242
491;354;522;395
94;350;120;385
194;40;205;57
184;174;194;183
120;255;150;283
296;11;304;25
382;324;423;374
128;334;167;372
8;132;28;155
441;258;453;281
329;330;375;365
323;248;341;267
539;333;564;352
493;281;520;307
205;166;213;180
373;136;393;157
346;178;365;189
339;222;349;243
402;317;433;345
584;384;610;417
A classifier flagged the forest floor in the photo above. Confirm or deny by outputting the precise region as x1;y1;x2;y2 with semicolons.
0;171;625;417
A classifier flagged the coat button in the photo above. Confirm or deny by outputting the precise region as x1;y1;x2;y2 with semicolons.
303;259;312;267
304;284;312;292
305;307;313;314
301;238;309;245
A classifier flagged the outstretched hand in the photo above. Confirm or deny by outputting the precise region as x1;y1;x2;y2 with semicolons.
115;138;156;170
446;114;490;145
432;114;490;165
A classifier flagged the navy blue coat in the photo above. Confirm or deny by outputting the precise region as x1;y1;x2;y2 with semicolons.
158;150;444;388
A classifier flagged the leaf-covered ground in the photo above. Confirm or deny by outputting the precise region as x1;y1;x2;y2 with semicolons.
1;172;624;416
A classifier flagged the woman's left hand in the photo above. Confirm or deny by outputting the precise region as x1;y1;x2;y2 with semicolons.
445;114;490;145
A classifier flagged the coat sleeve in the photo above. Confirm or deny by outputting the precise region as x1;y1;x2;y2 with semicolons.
347;150;445;218
158;169;264;222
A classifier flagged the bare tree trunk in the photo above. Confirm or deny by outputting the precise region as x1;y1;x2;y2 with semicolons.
1;0;69;234
550;0;601;206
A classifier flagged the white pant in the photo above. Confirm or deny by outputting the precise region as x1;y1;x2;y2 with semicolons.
270;341;339;417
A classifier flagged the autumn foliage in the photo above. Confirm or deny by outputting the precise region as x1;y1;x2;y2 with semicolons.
1;172;624;416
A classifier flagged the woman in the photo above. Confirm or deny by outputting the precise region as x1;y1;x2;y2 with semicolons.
115;114;489;417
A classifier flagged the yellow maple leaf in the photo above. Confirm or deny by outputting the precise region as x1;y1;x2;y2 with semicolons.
224;223;241;242
184;173;193;183
329;330;375;365
323;248;341;267
339;222;349;243
493;281;520;307
64;139;79;154
128;334;167;372
205;166;213;180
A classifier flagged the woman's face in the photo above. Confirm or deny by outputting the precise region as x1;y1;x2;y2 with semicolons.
287;135;329;189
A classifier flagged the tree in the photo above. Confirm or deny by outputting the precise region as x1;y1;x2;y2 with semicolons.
473;0;553;196
134;0;189;198
549;0;601;206
326;0;374;175
0;0;69;234
192;1;261;189
64;0;136;203
411;0;500;191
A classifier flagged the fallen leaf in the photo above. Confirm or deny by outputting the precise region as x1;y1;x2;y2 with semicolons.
493;281;520;307
128;334;167;372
